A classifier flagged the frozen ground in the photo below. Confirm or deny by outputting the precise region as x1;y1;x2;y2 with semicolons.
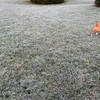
0;0;100;100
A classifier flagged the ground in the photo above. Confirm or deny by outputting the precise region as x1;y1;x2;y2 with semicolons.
0;0;100;100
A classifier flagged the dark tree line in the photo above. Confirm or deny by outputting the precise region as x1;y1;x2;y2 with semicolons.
30;0;64;4
30;0;100;6
95;0;100;6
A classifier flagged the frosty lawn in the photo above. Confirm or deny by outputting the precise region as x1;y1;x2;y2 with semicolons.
0;0;100;100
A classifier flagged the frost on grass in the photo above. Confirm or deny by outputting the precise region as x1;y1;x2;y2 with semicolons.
0;33;100;100
0;0;100;100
